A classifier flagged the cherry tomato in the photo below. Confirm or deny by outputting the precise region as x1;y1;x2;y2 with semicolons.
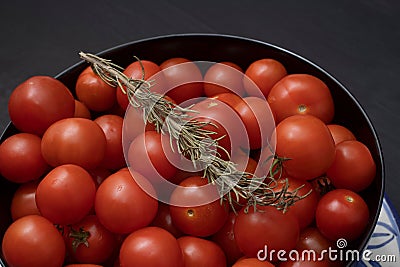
315;189;369;241
10;180;41;221
243;58;287;98
127;130;179;185
75;66;117;112
94;169;158;234
178;236;227;267
279;259;331;267
123;105;156;144
267;74;334;124
41;118;107;170
169;176;229;237
117;60;162;110
295;227;333;257
65;215;117;264
2;215;65;267
234;96;275;150
212;212;244;265
0;133;48;183
89;167;112;188
159;57;204;104
327;124;356;145
275;115;336;180
327;140;376;192
233;257;275;267
74;100;92;119
8;76;75;136
273;177;319;229
94;114;125;171
204;61;245;97
151;202;183;238
119;226;184;267
64;265;103;267
234;205;300;259
212;92;245;108
36;164;96;225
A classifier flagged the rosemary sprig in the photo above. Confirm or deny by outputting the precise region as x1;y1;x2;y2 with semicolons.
79;52;306;212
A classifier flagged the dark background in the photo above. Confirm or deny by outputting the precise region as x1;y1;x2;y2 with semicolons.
0;0;399;213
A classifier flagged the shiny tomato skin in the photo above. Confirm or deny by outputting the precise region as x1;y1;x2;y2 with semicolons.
41;118;107;170
159;57;204;104
94;114;125;171
327;124;356;145
212;92;245;108
204;61;245;97
122;105;156;144
151;202;184;238
119;226;184;267
233;257;275;267
267;74;334;124
315;189;369;241
36;164;96;225
117;60;162;110
275;115;336;180
279;259;331;267
234;205;300;259
178;236;227;267
8;75;75;136
212;212;244;265
169;176;229;237
11;180;41;221
66;215;117;264
295;227;334;256
327;140;376;192
274;177;319;229
0;133;48;183
234;96;275;150
76;66;117;112
127;131;179;184
2;215;66;267
243;58;287;98
74;100;92;119
94;169;158;234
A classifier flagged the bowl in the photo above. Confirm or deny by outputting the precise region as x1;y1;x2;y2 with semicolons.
0;33;384;266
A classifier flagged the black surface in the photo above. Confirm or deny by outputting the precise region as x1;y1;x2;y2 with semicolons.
0;0;399;216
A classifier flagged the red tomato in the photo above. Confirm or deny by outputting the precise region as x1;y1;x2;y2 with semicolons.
36;164;96;225
178;236;227;267
94;169;158;234
204;61;245;97
169;176;229;237
127;131;179;184
279;259;331;267
234;205;300;259
234;96;275;150
273;177;319;229
122;104;156;144
212;92;245;108
327;140;376;192
64;265;103;267
10;180;41;221
295;227;334;256
190;98;247;159
315;189;369;241
41;118;107;170
94;115;125;171
275;115;336;180
159;57;204;104
267;74;334;124
151;202;184;238
2;215;65;267
212;212;244;265
0;133;48;183
119;226;184;267
233;257;275;267
117;60;162;110
89;167;112;188
75;66;117;112
8;76;75;136
65;215;117;264
74;100;92;119
327;124;356;145
243;58;287;98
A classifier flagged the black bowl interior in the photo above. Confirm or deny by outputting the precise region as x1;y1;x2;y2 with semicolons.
0;34;384;267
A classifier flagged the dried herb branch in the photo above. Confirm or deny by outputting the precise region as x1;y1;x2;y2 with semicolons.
79;52;307;212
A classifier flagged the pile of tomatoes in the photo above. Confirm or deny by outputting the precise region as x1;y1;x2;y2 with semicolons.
0;55;376;267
